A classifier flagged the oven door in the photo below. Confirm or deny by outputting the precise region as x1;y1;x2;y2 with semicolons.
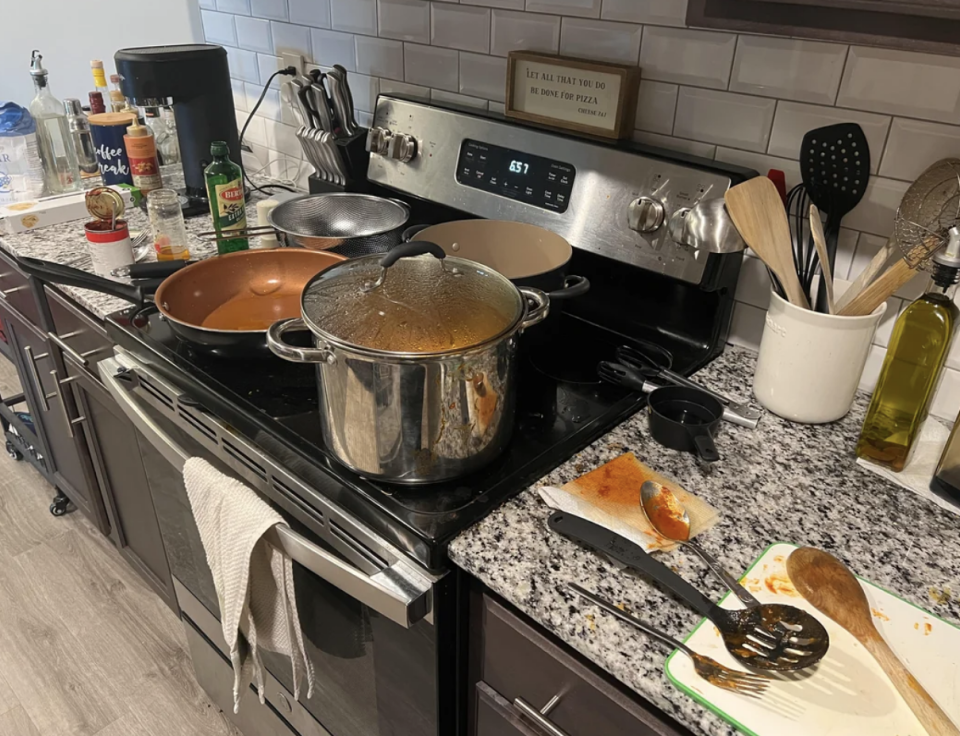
100;353;444;736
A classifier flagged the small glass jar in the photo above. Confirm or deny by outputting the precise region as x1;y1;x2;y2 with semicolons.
146;188;190;262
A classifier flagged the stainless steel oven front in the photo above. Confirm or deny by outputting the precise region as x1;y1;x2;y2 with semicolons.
99;351;451;736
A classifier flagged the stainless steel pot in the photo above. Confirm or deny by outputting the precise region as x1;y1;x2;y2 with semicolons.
267;242;550;483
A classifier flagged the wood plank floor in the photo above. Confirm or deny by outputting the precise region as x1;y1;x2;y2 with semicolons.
0;359;240;736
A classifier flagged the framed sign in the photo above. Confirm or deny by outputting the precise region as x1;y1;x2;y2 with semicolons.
505;52;640;140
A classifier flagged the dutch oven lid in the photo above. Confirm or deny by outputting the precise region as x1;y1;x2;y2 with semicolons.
300;241;524;355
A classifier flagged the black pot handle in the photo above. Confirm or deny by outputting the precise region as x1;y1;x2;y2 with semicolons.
548;274;590;301
692;432;720;463
400;223;429;242
380;241;446;268
16;256;145;306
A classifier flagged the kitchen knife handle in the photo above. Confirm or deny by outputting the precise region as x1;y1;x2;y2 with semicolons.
548;511;716;617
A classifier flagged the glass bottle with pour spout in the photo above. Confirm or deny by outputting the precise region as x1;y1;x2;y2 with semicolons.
856;226;960;471
28;50;81;196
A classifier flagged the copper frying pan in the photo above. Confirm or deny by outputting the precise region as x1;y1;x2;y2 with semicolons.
18;249;346;357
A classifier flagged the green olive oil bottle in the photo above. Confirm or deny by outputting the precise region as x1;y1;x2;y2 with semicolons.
856;226;960;471
204;141;248;254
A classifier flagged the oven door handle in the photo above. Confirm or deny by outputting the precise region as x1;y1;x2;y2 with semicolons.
101;361;433;629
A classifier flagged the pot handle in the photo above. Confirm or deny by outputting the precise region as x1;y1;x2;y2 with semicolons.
267;318;336;364
548;275;590;301
17;256;145;306
692;432;720;463
519;287;550;331
380;240;446;268
400;223;429;242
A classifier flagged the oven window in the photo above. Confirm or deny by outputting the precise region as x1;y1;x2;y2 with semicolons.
138;424;439;736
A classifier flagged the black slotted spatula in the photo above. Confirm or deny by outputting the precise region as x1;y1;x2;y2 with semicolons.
800;123;871;312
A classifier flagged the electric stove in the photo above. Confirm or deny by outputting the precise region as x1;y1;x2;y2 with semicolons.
105;96;754;571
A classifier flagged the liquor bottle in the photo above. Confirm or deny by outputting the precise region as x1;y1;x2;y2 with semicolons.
28;50;81;196
90;60;109;100
856;227;960;471
109;74;125;113
204;141;248;254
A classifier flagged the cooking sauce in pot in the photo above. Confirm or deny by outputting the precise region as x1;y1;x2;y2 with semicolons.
202;292;303;331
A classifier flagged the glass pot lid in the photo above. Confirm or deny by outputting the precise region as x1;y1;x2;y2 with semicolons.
300;242;524;355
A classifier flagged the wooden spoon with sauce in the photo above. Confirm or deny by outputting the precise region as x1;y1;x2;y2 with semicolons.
787;547;960;736
640;481;761;608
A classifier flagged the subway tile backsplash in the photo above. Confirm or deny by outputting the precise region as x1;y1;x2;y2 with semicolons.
204;0;960;420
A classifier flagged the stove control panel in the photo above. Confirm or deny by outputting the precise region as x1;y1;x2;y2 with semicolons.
367;95;738;285
456;140;575;213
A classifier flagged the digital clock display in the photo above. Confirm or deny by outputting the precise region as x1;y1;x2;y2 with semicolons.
456;140;575;213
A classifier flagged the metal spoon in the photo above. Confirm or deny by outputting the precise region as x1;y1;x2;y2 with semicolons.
640;480;760;608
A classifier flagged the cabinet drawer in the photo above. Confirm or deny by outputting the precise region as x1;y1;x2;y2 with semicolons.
0;252;40;326
45;286;113;378
475;682;540;736
473;592;688;736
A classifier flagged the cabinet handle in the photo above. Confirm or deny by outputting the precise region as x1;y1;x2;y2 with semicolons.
23;345;50;411
0;285;27;299
48;330;89;367
48;370;81;438
514;695;569;736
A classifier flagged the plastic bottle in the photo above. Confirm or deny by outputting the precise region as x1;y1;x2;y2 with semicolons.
123;121;162;194
204;141;248;254
0;101;44;204
856;227;960;471
28;50;81;196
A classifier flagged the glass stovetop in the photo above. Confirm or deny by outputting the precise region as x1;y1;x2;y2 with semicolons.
107;305;704;569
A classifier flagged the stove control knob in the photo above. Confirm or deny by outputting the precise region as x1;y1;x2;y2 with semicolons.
628;197;665;233
387;133;418;163
366;127;392;156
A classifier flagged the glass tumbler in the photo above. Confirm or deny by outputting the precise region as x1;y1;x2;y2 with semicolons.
146;188;191;262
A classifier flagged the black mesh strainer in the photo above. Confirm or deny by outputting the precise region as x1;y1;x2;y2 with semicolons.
267;193;410;253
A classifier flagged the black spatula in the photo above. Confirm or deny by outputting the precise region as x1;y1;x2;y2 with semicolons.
800;123;871;312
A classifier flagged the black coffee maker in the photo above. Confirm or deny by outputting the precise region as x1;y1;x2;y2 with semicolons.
115;44;241;216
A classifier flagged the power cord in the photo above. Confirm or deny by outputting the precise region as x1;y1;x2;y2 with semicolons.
239;66;298;195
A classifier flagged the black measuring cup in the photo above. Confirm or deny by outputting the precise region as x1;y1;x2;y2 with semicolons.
647;386;722;463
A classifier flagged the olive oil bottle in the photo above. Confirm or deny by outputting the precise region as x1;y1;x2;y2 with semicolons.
856;227;960;471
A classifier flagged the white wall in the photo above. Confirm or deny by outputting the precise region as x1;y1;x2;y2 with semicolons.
0;0;203;107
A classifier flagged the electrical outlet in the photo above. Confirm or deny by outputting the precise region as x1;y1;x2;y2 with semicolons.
281;52;304;76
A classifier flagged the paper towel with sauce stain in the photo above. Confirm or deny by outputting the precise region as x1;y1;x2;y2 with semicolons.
539;452;719;553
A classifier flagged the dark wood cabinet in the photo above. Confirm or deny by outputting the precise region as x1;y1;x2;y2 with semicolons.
0;296;108;530
64;360;177;612
468;587;691;736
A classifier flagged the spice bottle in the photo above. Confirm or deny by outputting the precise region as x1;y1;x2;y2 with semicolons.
856;227;960;471
204;140;248;254
123;121;162;194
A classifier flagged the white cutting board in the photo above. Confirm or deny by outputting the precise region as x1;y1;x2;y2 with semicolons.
664;543;960;736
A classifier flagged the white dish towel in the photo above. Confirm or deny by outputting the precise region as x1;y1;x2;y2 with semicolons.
183;457;315;713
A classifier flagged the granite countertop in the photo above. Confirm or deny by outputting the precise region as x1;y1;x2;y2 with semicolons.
448;346;960;736
0;170;273;319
